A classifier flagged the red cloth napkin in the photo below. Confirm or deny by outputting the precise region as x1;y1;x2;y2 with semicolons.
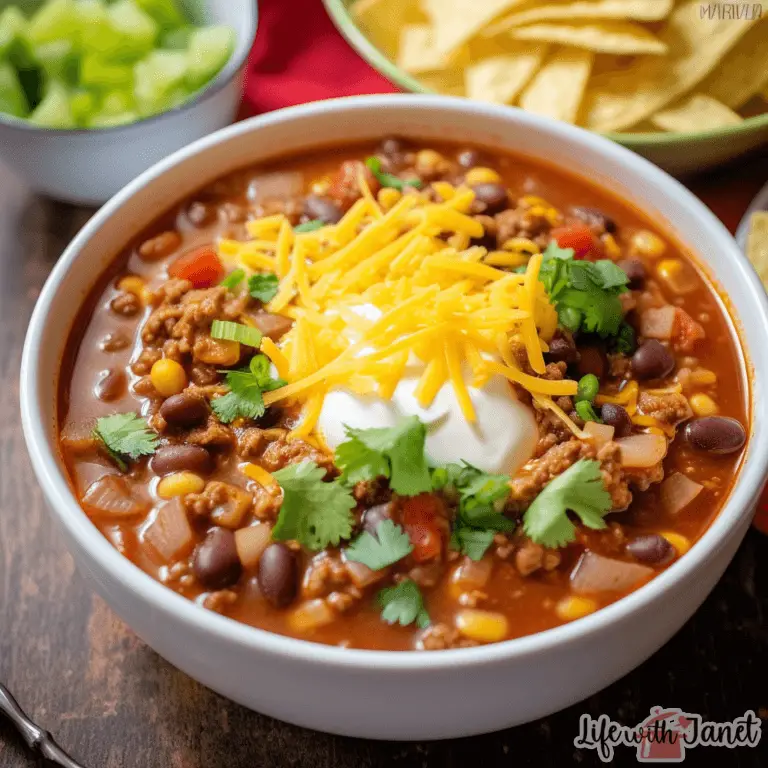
243;0;398;116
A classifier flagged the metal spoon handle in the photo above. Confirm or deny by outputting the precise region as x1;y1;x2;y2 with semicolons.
0;683;86;768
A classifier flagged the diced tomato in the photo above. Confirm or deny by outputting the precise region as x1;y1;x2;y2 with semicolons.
672;308;705;353
168;246;224;288
551;223;599;259
402;494;444;563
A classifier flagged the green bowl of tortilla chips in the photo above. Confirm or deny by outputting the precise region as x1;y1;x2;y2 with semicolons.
324;0;768;175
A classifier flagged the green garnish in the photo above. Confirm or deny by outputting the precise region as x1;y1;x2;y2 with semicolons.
335;416;432;496
523;458;612;548
211;354;285;424
271;460;355;551
434;462;513;560
575;400;601;424
613;321;637;356
294;219;325;233
346;519;413;571
220;268;245;290
94;413;158;471
378;579;430;629
576;373;599;403
210;319;263;347
537;241;629;338
247;272;280;303
365;156;423;192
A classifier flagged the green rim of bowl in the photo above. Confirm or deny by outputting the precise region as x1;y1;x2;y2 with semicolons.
323;0;768;148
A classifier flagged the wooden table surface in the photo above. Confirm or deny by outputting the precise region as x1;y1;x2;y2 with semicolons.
1;154;767;768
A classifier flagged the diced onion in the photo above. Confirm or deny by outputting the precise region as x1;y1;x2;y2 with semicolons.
288;599;336;632
583;421;615;449
83;476;148;518
450;556;493;599
210;319;263;347
143;500;195;562
234;524;273;568
639;306;676;340
660;472;704;514
616;433;667;468
344;558;388;588
570;551;654;594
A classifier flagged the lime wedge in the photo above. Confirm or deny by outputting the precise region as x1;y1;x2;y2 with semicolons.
186;25;235;89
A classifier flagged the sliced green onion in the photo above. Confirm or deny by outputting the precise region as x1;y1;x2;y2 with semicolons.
365;156;422;192
220;268;245;290
575;400;601;424
294;219;325;233
576;374;599;403
210;320;262;347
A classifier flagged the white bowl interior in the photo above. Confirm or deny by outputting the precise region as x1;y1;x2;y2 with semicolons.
20;96;768;738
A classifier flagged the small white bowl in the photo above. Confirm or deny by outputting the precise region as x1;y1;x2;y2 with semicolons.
0;0;257;206
20;95;768;739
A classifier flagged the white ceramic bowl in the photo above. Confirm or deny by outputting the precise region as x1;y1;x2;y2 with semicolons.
0;0;257;206
20;95;768;740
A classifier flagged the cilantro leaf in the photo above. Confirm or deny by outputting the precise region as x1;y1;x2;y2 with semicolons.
365;156;423;192
248;272;279;303
378;579;430;628
335;416;431;496
523;458;612;548
211;354;285;424
451;528;496;561
346;519;413;570
294;219;325;233
94;413;158;471
272;461;356;550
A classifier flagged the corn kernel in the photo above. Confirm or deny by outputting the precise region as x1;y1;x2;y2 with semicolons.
630;230;666;259
690;393;719;417
377;187;401;210
486;250;529;268
555;596;598;622
660;532;691;556
431;181;456;201
157;471;205;499
465;166;501;185
602;233;621;260
691;368;717;386
416;149;445;172
118;276;152;306
288;599;335;632
150;358;188;397
455;609;508;643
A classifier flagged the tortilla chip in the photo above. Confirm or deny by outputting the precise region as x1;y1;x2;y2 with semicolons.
651;94;743;132
746;212;768;288
699;20;768;109
487;0;673;36
465;42;547;104
421;0;528;56
418;69;468;97
518;47;594;123
582;0;758;131
352;0;425;57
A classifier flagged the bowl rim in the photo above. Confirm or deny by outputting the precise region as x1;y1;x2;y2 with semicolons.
320;0;768;148
20;93;768;672
0;0;258;137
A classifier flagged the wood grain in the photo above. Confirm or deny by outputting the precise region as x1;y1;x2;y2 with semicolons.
1;154;767;768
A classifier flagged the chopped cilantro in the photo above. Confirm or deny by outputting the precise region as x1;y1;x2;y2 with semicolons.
365;156;423;192
435;462;513;560
248;272;280;303
612;321;637;356
220;268;245;290
523;458;612;549
294;219;325;233
378;579;430;629
211;354;285;424
346;519;413;570
537;241;629;339
335;416;431;496
94;413;158;471
271;460;356;550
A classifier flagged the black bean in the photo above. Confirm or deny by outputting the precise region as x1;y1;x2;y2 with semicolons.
471;183;509;215
600;404;633;438
362;502;395;537
569;206;617;234
618;258;646;289
95;369;126;402
193;528;242;590
159;393;209;428
546;335;581;365
626;534;674;565
457;149;482;168
258;543;298;608
303;195;343;225
684;417;746;455
577;346;607;381
631;340;675;380
151;444;213;476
